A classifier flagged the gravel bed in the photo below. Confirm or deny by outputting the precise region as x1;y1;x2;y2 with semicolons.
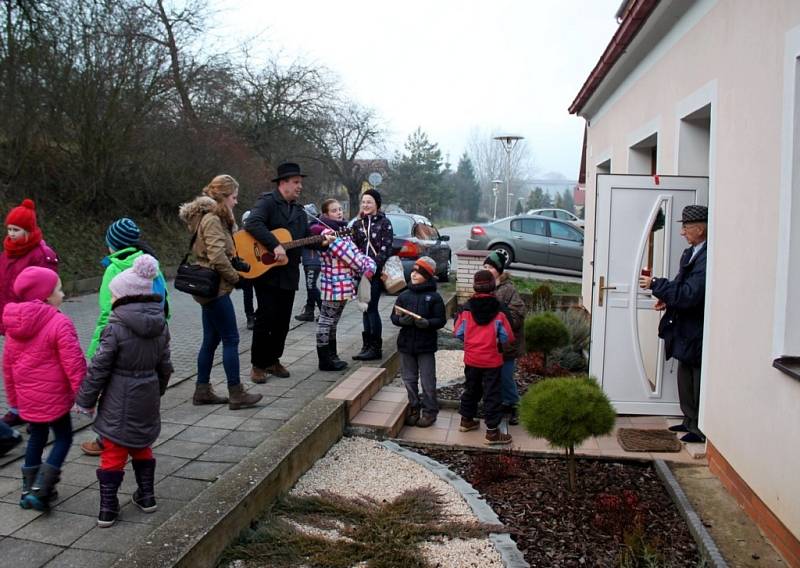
289;436;505;568
416;448;702;567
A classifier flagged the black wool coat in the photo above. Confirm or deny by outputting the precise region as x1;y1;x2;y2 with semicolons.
351;212;394;272
390;279;446;354
244;190;309;290
652;244;707;367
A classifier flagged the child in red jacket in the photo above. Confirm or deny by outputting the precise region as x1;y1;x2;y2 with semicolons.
454;270;515;445
2;267;86;511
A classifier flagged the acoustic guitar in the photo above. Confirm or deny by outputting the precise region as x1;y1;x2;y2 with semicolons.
233;227;352;279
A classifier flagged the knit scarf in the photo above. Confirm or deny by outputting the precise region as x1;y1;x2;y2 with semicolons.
3;228;42;258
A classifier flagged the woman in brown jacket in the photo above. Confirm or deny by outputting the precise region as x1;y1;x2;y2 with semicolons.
178;175;261;410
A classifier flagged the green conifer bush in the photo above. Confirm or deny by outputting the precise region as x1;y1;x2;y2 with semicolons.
524;311;570;366
519;375;616;490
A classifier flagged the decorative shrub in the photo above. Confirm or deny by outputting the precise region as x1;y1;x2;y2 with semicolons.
558;307;591;354
524;312;570;366
517;351;568;378
530;284;554;312
550;346;588;372
519;375;615;491
468;451;524;487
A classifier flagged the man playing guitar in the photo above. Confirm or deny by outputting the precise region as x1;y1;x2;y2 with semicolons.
243;162;332;381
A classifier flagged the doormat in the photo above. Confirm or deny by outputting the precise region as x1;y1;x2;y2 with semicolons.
617;428;682;452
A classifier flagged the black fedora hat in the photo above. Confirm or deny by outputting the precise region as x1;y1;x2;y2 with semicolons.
271;162;308;183
677;205;708;224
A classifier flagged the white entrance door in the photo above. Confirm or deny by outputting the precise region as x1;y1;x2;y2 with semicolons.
590;175;708;415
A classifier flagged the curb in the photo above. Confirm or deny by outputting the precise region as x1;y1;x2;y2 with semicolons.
112;397;346;568
653;459;729;568
382;440;530;568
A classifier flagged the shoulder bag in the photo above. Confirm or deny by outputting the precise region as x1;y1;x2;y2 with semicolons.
174;229;220;298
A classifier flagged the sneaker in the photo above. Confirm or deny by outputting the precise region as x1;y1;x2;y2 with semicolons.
2;411;25;427
267;362;290;378
485;428;512;445
680;432;706;444
416;413;437;428
668;424;688;432
250;367;268;384
81;439;104;456
459;417;480;432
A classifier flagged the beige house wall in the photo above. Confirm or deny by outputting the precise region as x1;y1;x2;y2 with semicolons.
579;0;800;539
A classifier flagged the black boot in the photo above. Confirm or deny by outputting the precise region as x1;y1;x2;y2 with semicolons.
294;304;315;322
318;345;347;371
508;405;520;426
329;339;348;370
19;465;38;509
359;336;383;361
24;463;61;511
352;332;372;360
132;458;157;513
96;469;124;527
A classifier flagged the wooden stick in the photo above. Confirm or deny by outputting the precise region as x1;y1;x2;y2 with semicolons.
394;305;422;319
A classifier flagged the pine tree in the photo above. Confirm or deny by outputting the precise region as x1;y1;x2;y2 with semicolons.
386;128;446;217
453;153;481;222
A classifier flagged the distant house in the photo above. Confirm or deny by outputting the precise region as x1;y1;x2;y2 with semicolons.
570;1;800;565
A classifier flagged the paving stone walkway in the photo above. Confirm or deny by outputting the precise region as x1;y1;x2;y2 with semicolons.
0;284;394;568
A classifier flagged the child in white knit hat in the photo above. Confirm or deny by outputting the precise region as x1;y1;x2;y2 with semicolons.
76;254;173;527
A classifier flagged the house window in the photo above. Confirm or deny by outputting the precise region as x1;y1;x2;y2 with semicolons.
773;48;800;382
628;133;658;175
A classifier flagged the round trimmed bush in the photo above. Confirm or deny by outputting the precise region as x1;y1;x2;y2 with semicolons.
524;311;569;361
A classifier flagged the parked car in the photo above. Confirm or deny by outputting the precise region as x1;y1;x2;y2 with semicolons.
349;212;452;284
467;214;583;272
526;208;585;228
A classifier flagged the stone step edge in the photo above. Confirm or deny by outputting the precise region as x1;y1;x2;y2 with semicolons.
326;366;388;421
351;389;409;438
112;397;346;568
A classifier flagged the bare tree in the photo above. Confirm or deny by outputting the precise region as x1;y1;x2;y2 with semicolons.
467;128;536;218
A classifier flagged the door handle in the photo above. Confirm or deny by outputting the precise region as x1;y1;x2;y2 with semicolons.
513;235;523;239
598;276;617;307
549;241;559;245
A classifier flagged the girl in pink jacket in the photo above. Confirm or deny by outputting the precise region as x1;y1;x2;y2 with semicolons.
2;267;86;511
0;198;59;428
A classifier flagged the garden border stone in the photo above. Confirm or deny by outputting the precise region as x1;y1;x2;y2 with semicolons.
654;459;729;568
382;440;530;568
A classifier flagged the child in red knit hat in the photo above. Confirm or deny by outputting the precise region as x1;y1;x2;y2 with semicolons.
0;198;59;428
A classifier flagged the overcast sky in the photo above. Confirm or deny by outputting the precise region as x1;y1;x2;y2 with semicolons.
214;1;620;180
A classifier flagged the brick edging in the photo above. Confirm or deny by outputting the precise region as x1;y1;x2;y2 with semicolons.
652;460;729;567
381;440;530;568
707;441;800;567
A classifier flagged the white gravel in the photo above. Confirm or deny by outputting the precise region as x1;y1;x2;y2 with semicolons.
434;349;466;386
288;436;505;568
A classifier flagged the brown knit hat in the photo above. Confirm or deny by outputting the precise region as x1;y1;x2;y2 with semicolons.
473;269;496;293
413;256;436;280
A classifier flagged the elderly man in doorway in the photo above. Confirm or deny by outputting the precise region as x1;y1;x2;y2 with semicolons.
639;204;708;444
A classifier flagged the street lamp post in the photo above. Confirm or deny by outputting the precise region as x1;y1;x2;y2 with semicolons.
494;134;524;218
491;179;502;221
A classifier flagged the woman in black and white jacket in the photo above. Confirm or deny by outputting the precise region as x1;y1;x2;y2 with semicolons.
351;189;393;361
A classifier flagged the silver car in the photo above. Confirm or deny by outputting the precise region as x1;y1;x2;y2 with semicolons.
526;208;585;229
466;214;583;272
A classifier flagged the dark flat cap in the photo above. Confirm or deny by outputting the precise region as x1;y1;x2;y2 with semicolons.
677;205;708;223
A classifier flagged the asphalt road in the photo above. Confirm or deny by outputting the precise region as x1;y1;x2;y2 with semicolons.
440;223;582;284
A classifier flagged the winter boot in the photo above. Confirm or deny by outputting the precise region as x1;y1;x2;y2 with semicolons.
359;336;382;361
294;304;315;322
404;407;420;426
328;339;347;369
352;332;372;360
96;469;124;527
416;413;437;428
317;345;347;371
228;384;263;410
485;428;513;446
131;458;157;513
508;405;520;426
19;465;38;509
23;463;61;511
193;384;228;405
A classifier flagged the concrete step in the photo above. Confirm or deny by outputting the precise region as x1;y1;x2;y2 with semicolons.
325;366;387;421
350;386;409;438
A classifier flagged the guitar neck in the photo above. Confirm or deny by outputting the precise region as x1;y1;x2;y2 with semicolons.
282;235;324;251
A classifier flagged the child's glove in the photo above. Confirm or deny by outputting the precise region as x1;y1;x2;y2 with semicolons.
398;314;415;326
73;404;95;417
414;318;430;329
